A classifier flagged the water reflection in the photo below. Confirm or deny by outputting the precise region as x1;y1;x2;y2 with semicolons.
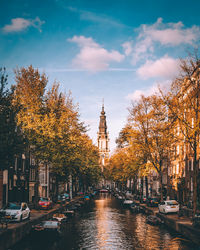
12;194;198;250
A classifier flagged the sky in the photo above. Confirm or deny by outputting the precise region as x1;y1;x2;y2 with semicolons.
1;0;200;151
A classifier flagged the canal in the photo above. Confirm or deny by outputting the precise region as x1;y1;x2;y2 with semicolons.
11;194;199;250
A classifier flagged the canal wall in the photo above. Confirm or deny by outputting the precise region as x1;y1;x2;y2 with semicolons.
139;204;200;246
157;213;200;245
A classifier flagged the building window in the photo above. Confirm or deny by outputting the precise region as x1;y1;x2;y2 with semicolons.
173;165;176;175
183;165;185;177
22;159;25;172
15;158;17;171
30;156;35;166
177;126;180;136
176;163;179;175
30;169;35;181
13;174;17;187
177;145;179;155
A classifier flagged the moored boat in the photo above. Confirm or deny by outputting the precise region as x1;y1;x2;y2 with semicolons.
146;215;163;225
32;220;62;238
52;213;67;222
123;199;134;207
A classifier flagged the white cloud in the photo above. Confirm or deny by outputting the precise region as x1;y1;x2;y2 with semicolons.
68;7;124;28
131;37;153;65
127;80;171;102
2;17;45;33
68;36;124;72
126;18;200;64
137;55;180;79
143;18;199;46
122;41;132;56
127;86;158;102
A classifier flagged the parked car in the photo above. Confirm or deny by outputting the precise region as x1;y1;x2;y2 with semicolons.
63;193;70;201
57;195;66;204
140;196;147;203
158;200;179;214
147;197;160;207
0;202;30;222
38;197;53;210
76;191;84;196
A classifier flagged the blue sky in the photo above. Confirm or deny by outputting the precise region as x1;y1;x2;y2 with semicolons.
1;0;200;151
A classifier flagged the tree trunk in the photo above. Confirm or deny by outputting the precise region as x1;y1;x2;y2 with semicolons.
0;170;3;209
69;174;73;199
141;177;143;199
34;163;39;208
193;149;197;216
159;170;163;202
145;176;148;199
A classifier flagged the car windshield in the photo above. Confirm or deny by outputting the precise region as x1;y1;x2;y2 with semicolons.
40;198;49;202
167;201;178;206
4;203;21;210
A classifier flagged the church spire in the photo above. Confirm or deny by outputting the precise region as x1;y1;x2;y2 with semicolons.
99;102;107;134
97;101;109;165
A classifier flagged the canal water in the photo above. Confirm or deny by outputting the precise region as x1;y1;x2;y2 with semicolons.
12;194;199;250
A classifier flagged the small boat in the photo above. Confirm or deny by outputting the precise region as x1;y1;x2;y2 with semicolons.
99;189;109;193
84;195;90;201
67;205;78;211
130;203;140;213
74;203;82;208
123;199;134;206
32;220;62;237
77;200;85;205
146;215;163;225
63;209;75;217
117;195;124;200
52;213;67;222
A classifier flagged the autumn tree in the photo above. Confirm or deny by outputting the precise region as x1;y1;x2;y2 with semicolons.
115;124;132;148
107;145;141;191
13;65;100;195
128;95;174;201
76;135;101;190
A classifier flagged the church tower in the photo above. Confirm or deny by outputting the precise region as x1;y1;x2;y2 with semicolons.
97;103;109;166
